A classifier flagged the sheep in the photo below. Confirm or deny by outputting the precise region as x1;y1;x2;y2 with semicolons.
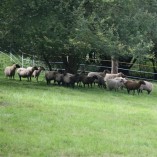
97;75;106;88
88;69;110;78
32;66;45;82
104;72;126;82
4;64;20;79
75;71;86;86
106;78;124;91
45;71;58;85
114;77;127;89
54;73;64;85
123;80;146;95
62;73;79;88
81;75;98;88
17;66;38;81
139;81;153;94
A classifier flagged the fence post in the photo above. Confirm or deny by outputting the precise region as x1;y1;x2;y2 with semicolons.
22;53;24;68
32;55;35;66
10;52;12;62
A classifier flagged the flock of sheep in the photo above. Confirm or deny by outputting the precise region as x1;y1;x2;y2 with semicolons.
4;63;153;95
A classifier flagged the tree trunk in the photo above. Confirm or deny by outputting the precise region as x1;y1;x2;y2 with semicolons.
62;55;80;74
150;59;157;80
111;56;118;74
42;53;52;71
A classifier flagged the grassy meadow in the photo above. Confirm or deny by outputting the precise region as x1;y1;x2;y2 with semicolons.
0;68;157;157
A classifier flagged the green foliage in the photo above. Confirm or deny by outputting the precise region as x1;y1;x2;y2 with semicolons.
0;53;14;71
1;0;157;71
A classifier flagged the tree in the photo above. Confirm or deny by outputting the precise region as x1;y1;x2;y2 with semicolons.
1;0;157;76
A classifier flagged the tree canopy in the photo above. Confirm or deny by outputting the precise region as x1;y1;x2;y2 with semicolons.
1;0;157;73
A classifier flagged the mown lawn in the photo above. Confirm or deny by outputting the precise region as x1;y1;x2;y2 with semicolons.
0;72;157;157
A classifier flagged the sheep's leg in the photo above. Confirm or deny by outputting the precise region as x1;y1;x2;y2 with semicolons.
19;76;22;81
147;91;151;94
133;90;135;95
127;89;130;94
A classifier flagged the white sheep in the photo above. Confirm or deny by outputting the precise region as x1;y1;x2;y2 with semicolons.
32;66;45;82
88;70;110;78
17;66;38;81
4;64;20;79
139;81;153;94
106;78;124;91
104;72;125;82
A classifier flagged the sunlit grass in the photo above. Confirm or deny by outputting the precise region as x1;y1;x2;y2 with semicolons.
0;72;157;157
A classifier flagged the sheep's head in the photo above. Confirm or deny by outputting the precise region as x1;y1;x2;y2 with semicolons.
32;66;38;70
119;72;126;78
15;64;20;68
92;75;98;80
139;80;145;85
103;69;110;74
39;66;45;70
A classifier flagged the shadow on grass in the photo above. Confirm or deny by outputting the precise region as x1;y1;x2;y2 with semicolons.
0;76;107;94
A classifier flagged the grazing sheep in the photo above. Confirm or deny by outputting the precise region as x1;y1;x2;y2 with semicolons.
123;80;146;95
81;75;98;88
62;73;79;88
17;66;38;81
75;71;86;86
4;64;20;79
97;76;106;88
32;66;45;82
106;78;124;91
45;71;58;85
139;81;153;94
114;77;127;89
104;72;126;82
54;73;64;85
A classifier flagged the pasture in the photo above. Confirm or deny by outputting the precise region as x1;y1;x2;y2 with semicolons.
0;70;157;157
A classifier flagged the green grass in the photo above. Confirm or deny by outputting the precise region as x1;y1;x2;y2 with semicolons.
0;71;157;157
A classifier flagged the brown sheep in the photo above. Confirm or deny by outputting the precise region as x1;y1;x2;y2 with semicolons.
123;80;146;95
4;64;20;79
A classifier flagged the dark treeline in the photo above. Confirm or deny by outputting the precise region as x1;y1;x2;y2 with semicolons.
1;0;157;78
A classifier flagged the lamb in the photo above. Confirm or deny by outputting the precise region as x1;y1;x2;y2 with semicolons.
4;64;20;79
32;66;45;82
104;72;126;82
123;80;146;95
139;81;153;94
81;75;98;88
17;66;38;81
45;71;58;85
106;78;124;91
